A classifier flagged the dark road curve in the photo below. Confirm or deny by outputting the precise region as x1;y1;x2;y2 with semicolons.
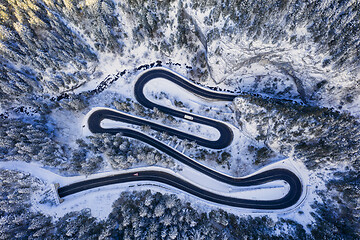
134;68;236;149
59;170;300;210
58;68;303;210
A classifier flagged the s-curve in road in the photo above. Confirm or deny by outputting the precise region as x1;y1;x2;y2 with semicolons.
58;67;303;210
134;68;237;149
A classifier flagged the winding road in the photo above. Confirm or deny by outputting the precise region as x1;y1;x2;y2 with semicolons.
58;68;303;210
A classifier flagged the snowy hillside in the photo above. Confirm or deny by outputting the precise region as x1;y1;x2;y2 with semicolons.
0;0;359;239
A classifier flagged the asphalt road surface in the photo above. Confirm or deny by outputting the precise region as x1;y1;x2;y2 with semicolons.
58;68;303;210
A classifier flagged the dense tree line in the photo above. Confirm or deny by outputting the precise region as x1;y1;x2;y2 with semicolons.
120;0;209;82
0;0;124;111
0;169;103;239
234;94;360;238
0;169;53;239
0;0;98;99
234;94;360;169
0;117;65;166
102;190;308;239
0;116;103;176
79;133;176;171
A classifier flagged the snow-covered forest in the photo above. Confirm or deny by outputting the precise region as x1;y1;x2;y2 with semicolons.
1;0;359;239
